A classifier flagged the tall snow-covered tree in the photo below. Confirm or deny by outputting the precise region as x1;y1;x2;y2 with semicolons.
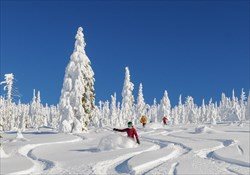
102;101;110;126
121;67;134;124
110;93;118;127
177;94;185;124
136;83;146;124
172;106;179;125
0;74;14;102
0;73;15;130
246;92;250;120
239;88;247;121
158;90;171;122
59;27;95;133
184;96;197;124
148;98;158;123
200;99;207;123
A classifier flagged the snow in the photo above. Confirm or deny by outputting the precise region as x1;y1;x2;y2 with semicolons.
147;122;164;129
1;123;249;175
98;134;138;151
0;146;9;158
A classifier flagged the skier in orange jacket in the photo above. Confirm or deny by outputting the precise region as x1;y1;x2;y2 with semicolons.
140;115;147;128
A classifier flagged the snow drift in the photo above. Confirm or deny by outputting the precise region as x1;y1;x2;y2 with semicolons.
194;125;217;134
98;134;138;151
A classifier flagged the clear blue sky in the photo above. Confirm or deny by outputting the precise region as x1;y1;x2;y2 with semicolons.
1;0;249;106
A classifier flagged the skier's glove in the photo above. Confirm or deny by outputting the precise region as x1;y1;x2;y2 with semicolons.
113;128;118;131
137;140;140;145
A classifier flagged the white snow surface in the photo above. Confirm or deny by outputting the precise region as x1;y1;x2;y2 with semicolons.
1;123;249;175
0;146;9;158
147;122;164;129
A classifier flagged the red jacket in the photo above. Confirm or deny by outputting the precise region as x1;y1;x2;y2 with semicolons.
163;116;168;124
114;127;139;143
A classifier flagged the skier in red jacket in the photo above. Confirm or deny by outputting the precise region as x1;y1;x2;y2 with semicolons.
162;116;168;125
113;121;140;144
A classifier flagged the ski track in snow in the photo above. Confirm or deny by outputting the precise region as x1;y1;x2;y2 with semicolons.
112;129;190;175
168;162;179;175
236;145;244;155
132;146;184;175
92;143;160;175
195;139;250;169
9;137;82;175
113;137;169;175
130;136;191;175
226;167;245;175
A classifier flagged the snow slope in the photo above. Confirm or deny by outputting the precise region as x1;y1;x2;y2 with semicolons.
1;123;249;175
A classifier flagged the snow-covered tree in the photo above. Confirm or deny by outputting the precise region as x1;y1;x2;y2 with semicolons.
0;74;14;101
246;92;250;120
0;74;15;130
102;101;110;126
121;67;134;124
110;93;118;127
200;99;207;123
184;96;197;124
172;106;179;125
59;27;95;133
28;90;44;129
158;91;171;122
239;88;247;121
136;83;146;124
177;95;186;124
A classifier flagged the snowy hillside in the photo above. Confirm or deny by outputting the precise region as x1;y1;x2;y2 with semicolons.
1;122;249;175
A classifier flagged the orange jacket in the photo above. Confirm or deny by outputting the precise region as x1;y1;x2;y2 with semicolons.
140;116;147;124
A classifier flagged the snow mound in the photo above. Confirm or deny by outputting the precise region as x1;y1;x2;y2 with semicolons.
0;146;9;158
16;131;24;139
194;125;217;134
98;134;138;151
147;122;164;130
238;123;244;127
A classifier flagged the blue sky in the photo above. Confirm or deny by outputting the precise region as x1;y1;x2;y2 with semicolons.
1;0;249;106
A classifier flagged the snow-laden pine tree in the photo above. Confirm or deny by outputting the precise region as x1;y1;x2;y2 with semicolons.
91;106;101;128
34;91;44;128
49;105;60;129
0;74;14;102
149;98;158;123
28;90;44;129
246;91;250;120
239;88;247;121
184;96;197;124
102;101;110;126
172;106;179;125
18;104;29;131
110;93;118;127
116;102;122;126
0;73;15;130
177;95;185;124
121;67;134;124
200;99;207;123
59;27;95;133
136;83;146;124
158;91;171;123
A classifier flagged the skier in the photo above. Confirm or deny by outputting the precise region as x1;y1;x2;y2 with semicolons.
140;115;147;128
162;116;168;125
113;121;140;144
